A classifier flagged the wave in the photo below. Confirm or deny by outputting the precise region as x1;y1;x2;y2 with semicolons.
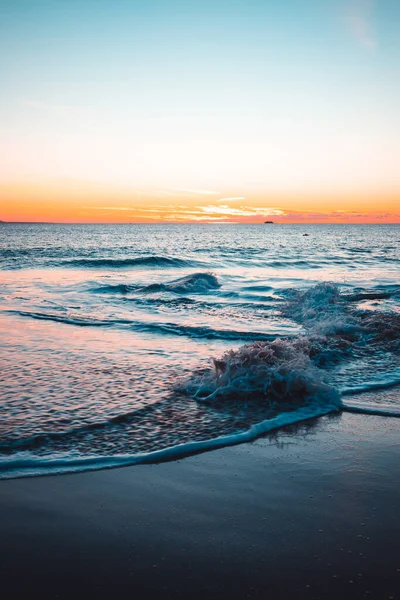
91;290;276;315
64;256;198;269
181;337;342;404
283;282;400;344
10;281;400;347
9;310;132;328
181;282;400;403
0;403;340;479
92;283;139;295
139;322;274;341
2;281;399;480
92;272;221;296
141;272;221;294
8;309;274;341
1;392;399;480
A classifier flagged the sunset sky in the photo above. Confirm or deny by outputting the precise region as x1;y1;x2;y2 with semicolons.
1;0;399;223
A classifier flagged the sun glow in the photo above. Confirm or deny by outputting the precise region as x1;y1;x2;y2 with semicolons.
1;180;399;223
0;0;399;223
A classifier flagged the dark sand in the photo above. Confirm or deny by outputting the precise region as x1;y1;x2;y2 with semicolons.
1;412;399;600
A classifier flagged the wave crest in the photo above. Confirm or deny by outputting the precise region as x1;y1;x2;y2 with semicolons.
143;272;220;294
182;282;400;408
65;256;195;269
92;272;221;296
283;282;400;346
182;337;341;408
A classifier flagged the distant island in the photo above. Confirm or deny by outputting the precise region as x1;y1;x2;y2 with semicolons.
264;220;274;224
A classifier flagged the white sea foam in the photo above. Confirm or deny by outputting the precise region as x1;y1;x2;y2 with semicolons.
182;282;400;411
0;402;340;479
183;337;341;407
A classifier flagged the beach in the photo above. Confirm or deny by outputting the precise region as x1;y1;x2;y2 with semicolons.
2;0;400;594
1;412;399;600
1;223;399;598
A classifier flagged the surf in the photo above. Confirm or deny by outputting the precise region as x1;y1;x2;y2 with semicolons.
1;222;399;480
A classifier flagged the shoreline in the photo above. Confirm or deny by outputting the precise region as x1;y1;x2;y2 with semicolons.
0;404;340;480
1;412;399;599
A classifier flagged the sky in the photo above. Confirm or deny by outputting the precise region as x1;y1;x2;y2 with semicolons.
0;0;399;223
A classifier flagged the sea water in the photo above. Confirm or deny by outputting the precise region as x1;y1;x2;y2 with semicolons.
0;223;399;478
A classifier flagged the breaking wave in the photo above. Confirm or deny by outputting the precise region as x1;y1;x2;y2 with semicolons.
2;223;400;481
182;337;341;406
2;276;400;479
181;283;400;415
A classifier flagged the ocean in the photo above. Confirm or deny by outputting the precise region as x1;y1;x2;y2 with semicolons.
1;223;399;478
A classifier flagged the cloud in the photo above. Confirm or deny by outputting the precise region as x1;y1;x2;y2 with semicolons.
199;205;285;217
344;0;377;50
81;203;285;221
80;203;399;223
163;214;227;222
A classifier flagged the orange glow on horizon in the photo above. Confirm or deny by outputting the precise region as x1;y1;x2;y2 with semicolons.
1;180;399;224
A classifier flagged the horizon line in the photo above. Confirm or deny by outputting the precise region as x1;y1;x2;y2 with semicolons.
2;220;399;225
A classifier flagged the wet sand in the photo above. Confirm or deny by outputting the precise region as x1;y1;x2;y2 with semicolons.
0;412;399;600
